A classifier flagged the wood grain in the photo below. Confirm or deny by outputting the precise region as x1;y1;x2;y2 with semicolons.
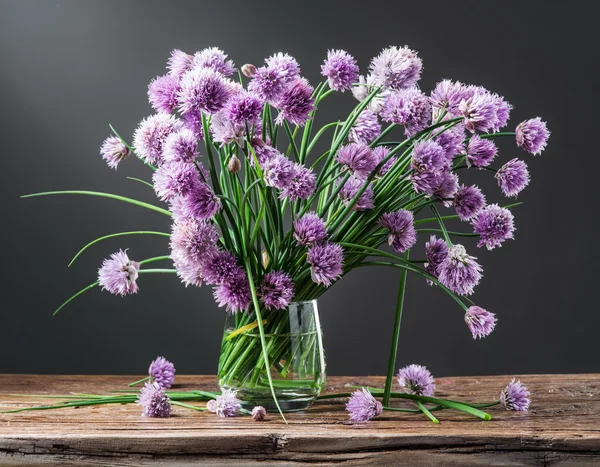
0;374;598;466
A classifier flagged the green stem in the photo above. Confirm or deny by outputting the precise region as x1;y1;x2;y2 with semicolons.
416;400;439;424
128;376;150;387
480;131;516;139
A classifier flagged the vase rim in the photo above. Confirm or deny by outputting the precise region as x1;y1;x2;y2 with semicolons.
289;299;318;306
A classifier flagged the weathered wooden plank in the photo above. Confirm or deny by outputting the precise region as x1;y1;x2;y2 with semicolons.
0;374;599;466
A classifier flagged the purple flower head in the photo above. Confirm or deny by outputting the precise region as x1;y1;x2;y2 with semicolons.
137;381;172;418
153;161;200;201
262;154;296;189
182;111;205;140
472;204;515;250
249;137;281;166
336;143;377;179
280;163;316;201
192;47;235;76
438;244;483;295
516;118;549;155
467;134;498;168
167;49;194;79
454;184;486;221
201;250;243;286
465;306;497;339
379;210;417;253
224;90;264;125
100;135;130;170
338;176;375;211
493;95;512;131
411;140;446;173
369;46;422;90
249;53;300;102
294;212;328;247
349;110;381;144
434;124;466;162
307;242;344;287
432;173;458;204
178;67;231;116
496;158;530;197
274;78;315;126
177;182;221;221
321;49;359;92
372;146;396;176
148;356;176;389
425;235;448;280
210;111;245;147
148;74;180;114
500;379;531;411
163;128;199;163
397;364;436;396
133;113;182;165
459;88;507;133
98;250;140;296
208;389;242;417
411;170;440;196
430;80;469;119
380;88;431;136
170;218;219;267
173;257;203;287
251;406;267;421
260;270;295;310
345;388;382;422
214;273;251;313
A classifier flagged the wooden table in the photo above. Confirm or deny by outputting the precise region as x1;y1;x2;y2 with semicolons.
0;374;598;466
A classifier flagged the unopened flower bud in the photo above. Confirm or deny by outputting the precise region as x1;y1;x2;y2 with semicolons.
228;155;241;173
262;250;269;268
241;64;257;78
251;405;266;421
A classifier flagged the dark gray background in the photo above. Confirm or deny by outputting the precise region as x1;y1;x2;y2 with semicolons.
1;0;598;378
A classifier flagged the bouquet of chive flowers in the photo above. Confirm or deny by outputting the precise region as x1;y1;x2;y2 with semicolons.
24;45;549;418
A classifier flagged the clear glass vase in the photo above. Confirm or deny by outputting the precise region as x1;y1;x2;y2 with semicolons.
217;300;326;412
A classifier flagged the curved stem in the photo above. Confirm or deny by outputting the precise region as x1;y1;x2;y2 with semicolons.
126;177;154;189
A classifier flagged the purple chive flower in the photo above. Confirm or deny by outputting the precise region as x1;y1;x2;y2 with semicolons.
251;406;267;421
500;379;531;411
294;212;328;247
262;154;296;189
496;158;530;197
430;79;469;119
321;49;359;92
432;172;459;204
148;74;180;114
307;242;344;287
349;110;381;144
274;78;315;126
516;118;550;155
167;49;194;79
411;170;440;196
249;53;300;102
339;176;375;211
260;270;295;310
280;164;316;201
454;184;486;221
163;128;199;163
472;204;515;250
379;210;417;253
224;90;264;125
425;235;448;280
372;146;396;176
178;67;231;116
173;257;203;287
380;88;431;136
181;111;205;140
153;161;200;201
411;140;446;173
465;306;497;339
208;389;242;417
100;135;130;170
345;388;383;422
434;124;466;162
466;134;498;168
149;356;176;389
369;46;422;90
493;95;512;131
201;250;243;286
178;182;221;221
249;137;281;166
137;381;172;418
214;273;251;313
133;113;182;165
438;244;483;295
459;88;507;133
336;142;377;179
98;250;140;296
170;218;219;267
210;111;245;146
192;47;235;76
397;364;436;396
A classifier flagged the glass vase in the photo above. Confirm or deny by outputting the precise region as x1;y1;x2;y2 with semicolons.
217;300;326;412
